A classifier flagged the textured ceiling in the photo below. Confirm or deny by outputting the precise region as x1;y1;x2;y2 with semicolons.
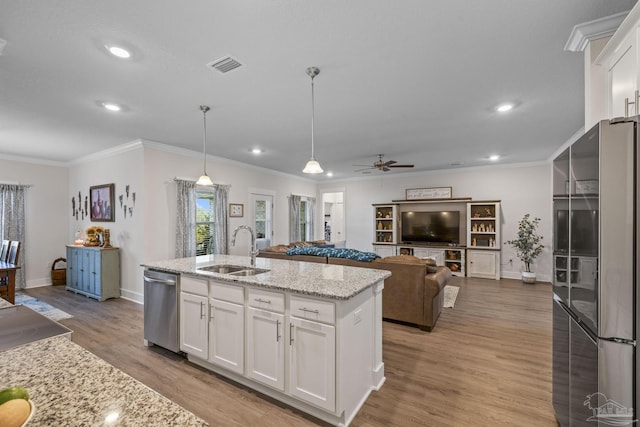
0;0;636;179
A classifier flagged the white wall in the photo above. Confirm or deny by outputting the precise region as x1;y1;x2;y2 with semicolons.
319;163;552;282
68;143;145;301
0;159;69;288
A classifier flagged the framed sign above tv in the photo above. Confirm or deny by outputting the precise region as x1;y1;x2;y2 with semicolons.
405;187;452;200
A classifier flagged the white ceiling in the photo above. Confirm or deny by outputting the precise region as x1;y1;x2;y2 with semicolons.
0;0;636;179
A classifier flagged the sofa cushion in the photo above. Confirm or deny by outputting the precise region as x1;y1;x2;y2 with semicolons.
382;255;437;267
286;246;379;262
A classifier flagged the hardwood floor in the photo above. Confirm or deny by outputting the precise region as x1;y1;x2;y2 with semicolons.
23;276;557;426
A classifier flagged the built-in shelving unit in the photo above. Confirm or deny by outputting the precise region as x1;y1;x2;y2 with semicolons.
373;204;397;244
466;201;501;280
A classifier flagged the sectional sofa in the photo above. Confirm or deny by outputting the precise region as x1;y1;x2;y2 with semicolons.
258;248;452;331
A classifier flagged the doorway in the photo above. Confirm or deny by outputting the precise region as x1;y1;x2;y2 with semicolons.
321;190;345;245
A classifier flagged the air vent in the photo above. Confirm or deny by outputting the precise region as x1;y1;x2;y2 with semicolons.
207;56;242;73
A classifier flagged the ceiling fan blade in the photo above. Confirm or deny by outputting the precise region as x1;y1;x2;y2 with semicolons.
381;166;391;172
388;164;414;168
383;160;397;166
354;167;374;172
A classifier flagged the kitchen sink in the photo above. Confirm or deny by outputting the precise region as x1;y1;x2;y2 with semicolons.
198;264;269;276
228;268;270;276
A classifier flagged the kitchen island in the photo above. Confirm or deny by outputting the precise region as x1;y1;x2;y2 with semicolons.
0;298;207;426
143;254;390;427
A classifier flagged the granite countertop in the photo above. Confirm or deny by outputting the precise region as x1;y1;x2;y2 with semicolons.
143;255;390;300
0;335;207;426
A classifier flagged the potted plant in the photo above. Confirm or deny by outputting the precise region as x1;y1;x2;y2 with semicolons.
505;214;544;284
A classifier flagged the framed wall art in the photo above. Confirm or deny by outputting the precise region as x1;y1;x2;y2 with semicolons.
229;203;244;217
90;183;115;222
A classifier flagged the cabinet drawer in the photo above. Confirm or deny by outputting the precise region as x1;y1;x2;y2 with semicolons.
248;288;285;313
211;280;244;304
182;275;208;296
290;296;335;325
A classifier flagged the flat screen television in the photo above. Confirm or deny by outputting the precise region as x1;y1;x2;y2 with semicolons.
555;209;598;256
401;211;460;244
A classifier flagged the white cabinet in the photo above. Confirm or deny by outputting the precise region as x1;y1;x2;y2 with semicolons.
596;5;640;120
372;244;395;257
208;281;244;374
209;298;244;374
289;296;336;411
180;290;208;358
246;288;285;391
178;273;384;426
467;250;500;280
466;201;501;280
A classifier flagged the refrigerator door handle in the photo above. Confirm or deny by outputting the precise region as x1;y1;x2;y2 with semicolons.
599;336;636;346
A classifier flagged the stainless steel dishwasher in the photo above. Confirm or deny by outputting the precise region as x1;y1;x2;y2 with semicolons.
143;269;180;353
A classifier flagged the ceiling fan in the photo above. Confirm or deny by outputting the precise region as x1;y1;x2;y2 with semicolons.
353;154;414;173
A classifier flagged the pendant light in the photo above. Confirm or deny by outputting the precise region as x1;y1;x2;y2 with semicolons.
303;66;324;174
196;105;214;186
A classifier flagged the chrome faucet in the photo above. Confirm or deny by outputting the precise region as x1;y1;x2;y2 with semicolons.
231;225;259;267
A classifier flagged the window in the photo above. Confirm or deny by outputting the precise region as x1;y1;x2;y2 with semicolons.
196;189;215;255
254;200;269;239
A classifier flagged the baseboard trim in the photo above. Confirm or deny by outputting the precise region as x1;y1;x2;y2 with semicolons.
120;288;143;304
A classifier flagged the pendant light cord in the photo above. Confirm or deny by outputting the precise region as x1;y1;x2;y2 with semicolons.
310;75;315;160
201;105;210;174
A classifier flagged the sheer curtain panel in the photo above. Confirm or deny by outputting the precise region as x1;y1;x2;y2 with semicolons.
288;194;301;243
0;184;27;288
175;179;196;258
212;184;230;254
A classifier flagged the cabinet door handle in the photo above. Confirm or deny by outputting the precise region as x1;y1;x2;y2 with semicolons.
254;298;271;304
298;307;319;314
209;304;214;321
276;319;281;342
200;301;205;319
289;323;294;345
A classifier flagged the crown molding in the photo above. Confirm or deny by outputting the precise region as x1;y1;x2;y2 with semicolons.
67;140;144;166
0;152;68;168
564;10;629;52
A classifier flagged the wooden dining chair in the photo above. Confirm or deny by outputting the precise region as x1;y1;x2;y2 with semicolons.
0;240;9;262
0;241;20;301
7;241;20;265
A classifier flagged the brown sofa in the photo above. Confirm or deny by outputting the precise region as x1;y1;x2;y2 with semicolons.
258;250;452;331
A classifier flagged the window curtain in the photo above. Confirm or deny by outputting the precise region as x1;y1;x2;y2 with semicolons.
288;194;301;243
212;184;230;254
307;197;316;241
0;184;27;289
175;179;196;258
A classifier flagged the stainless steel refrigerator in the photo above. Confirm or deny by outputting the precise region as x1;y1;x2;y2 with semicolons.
552;118;637;426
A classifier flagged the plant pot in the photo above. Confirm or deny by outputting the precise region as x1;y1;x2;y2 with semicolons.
521;271;536;284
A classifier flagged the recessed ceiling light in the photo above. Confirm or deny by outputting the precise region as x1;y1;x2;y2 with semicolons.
250;148;262;154
106;45;131;59
496;103;514;113
326;172;333;177
102;102;122;112
489;154;500;161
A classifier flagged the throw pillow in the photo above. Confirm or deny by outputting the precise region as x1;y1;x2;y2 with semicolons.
426;265;438;273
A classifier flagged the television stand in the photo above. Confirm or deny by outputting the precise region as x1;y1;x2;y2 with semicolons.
396;244;466;277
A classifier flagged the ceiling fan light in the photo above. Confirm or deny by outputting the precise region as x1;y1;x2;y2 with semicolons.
196;173;214;186
303;159;323;174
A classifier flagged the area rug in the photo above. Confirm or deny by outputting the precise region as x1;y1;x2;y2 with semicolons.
14;292;73;321
443;285;460;308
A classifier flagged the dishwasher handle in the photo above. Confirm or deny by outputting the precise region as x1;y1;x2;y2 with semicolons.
143;276;177;286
